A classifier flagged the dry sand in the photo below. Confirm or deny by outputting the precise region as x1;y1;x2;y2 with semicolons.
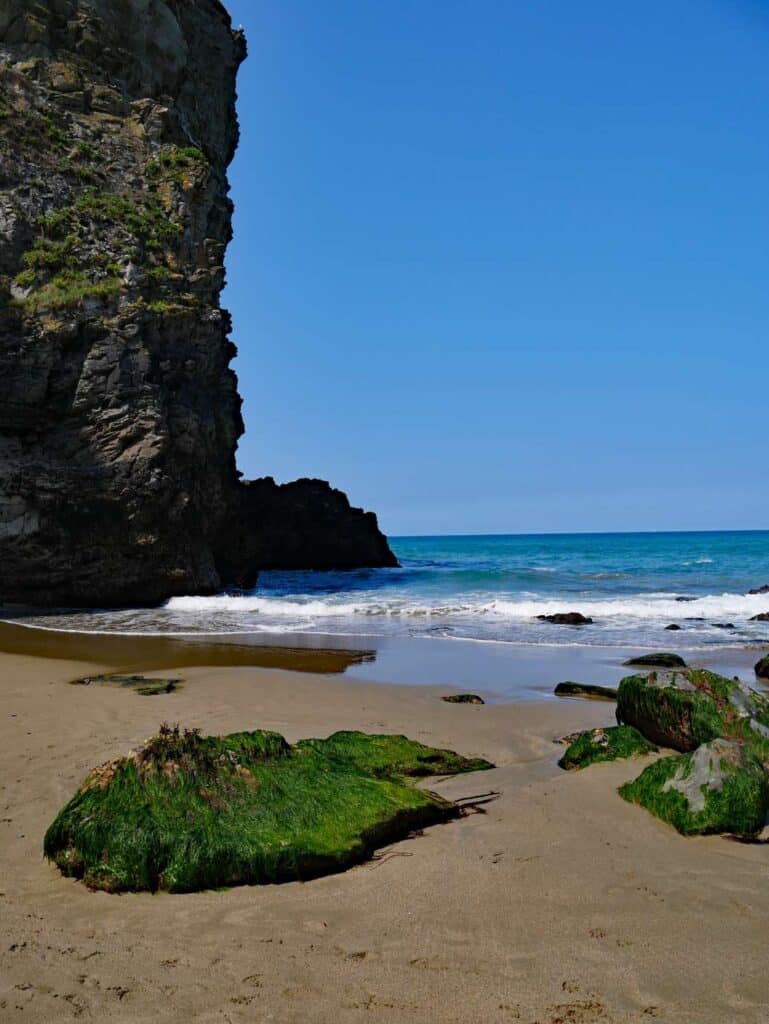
1;639;769;1023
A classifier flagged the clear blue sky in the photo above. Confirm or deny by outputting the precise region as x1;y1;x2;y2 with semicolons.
222;0;768;536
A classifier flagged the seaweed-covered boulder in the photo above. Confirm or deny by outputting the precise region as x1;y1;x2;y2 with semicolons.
619;739;769;836
44;725;493;893
554;682;617;702
617;669;769;753
624;653;687;669
756;655;769;680
442;693;485;705
558;726;656;771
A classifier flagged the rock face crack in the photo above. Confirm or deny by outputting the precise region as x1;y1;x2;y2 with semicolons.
0;1;396;607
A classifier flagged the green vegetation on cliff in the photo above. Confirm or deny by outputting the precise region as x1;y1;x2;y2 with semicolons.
44;725;493;893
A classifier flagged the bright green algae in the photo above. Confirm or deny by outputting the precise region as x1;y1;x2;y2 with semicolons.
619;741;769;836
44;725;493;893
558;726;656;771
562;669;769;836
614;669;769;835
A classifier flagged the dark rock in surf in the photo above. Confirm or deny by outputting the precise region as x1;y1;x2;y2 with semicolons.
442;693;485;705
537;612;593;626
756;655;769;680
713;623;735;630
665;624;681;631
750;613;769;623
748;585;769;595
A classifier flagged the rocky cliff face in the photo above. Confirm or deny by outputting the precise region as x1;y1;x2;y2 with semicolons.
0;0;396;607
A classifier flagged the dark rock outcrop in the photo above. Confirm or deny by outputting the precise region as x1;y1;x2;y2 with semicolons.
750;613;769;623
749;585;769;595
553;682;617;701
0;1;396;607
624;652;687;669
756;655;769;680
536;612;593;625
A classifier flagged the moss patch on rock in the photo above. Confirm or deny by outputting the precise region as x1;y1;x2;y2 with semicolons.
616;671;727;752
619;739;769;836
44;725;493;893
558;726;656;771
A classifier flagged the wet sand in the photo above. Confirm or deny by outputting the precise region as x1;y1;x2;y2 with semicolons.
1;634;769;1022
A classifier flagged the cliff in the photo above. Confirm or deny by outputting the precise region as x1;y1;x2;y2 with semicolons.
0;0;396;607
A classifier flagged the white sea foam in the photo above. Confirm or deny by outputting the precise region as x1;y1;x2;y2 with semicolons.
164;591;769;623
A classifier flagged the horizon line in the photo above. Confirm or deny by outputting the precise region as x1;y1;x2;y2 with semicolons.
388;528;769;539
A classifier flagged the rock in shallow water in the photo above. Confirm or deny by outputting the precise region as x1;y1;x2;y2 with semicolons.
624;652;687;669
756;655;769;680
553;682;617;701
442;693;485;705
44;725;494;893
536;612;593;625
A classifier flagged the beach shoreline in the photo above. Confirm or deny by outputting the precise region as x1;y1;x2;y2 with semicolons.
2;636;769;1022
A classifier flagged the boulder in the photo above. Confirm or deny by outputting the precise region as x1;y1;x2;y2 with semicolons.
750;613;769;623
442;693;485;705
665;624;681;631
554;682;617;702
617;668;769;753
536;612;593;626
44;725;494;893
624;653;687;669
558;726;656;771
619;739;769;836
749;585;769;595
713;623;735;630
756;655;769;680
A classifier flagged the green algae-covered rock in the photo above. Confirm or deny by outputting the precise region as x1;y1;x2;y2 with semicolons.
442;693;485;705
44;725;493;893
617;669;769;754
756;655;769;680
624;652;687;669
558;726;656;771
619;739;769;836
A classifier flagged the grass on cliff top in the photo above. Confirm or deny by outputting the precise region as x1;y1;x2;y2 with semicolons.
44;725;493;894
558;725;656;771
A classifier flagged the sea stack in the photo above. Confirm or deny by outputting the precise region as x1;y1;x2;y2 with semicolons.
0;0;396;607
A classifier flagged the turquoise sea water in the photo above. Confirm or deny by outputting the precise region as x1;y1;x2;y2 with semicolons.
13;531;769;650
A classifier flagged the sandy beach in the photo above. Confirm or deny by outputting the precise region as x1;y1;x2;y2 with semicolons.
1;631;768;1023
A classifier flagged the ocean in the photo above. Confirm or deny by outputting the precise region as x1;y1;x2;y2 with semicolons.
12;530;769;651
